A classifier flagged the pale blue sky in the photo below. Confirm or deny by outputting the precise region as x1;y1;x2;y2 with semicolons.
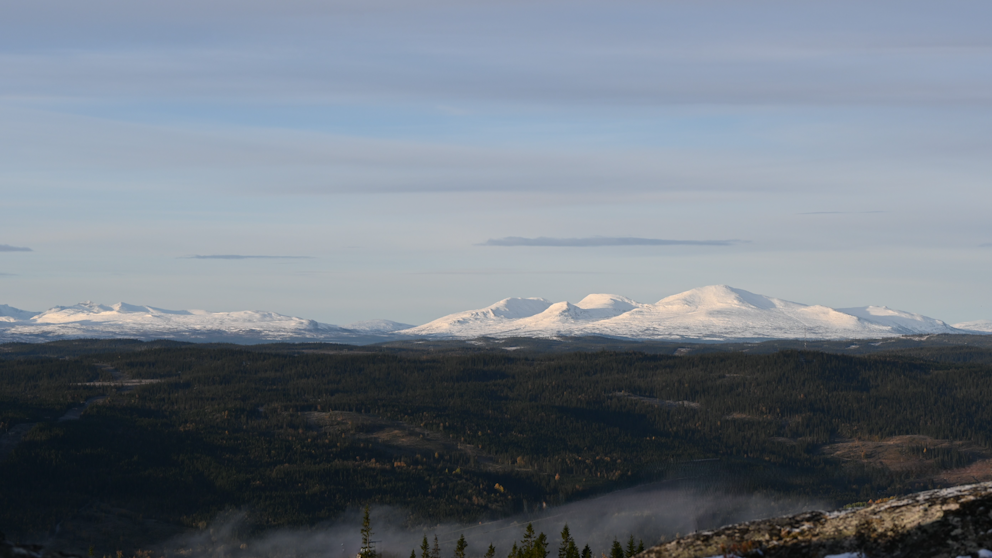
2;0;991;325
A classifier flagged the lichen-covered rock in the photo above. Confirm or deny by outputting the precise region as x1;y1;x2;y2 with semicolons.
641;482;992;558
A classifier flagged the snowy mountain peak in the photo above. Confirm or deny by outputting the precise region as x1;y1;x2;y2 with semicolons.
398;297;553;337
483;297;554;319
0;301;351;343
111;302;142;313
654;285;785;311
398;286;975;342
2;286;988;344
575;294;642;312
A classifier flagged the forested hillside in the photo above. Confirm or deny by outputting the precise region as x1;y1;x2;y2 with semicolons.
2;342;992;553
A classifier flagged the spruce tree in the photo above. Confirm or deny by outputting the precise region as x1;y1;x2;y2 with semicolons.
609;540;623;558
508;542;520;558
485;544;496;558
359;505;375;558
455;535;468;558
521;524;536;556
624;536;636;558
635;541;644;555
432;535;441;558
566;539;579;558
531;533;549;558
580;545;591;558
558;525;573;558
420;536;430;558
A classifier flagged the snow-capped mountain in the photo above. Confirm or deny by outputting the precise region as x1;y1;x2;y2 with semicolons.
0;286;986;344
954;320;992;334
0;301;391;344
397;285;970;341
0;303;39;322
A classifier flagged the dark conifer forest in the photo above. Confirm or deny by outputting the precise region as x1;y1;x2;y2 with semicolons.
2;339;992;552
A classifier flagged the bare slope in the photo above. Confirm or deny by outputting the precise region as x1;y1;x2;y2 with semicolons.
642;481;992;558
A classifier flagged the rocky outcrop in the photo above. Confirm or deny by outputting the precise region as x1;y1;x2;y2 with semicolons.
642;482;992;558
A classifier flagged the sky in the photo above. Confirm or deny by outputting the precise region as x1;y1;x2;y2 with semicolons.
2;0;991;325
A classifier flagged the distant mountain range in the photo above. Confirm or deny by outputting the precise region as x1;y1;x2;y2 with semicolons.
2;286;990;345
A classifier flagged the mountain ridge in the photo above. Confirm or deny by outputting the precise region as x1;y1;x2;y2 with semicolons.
0;285;987;344
399;285;967;341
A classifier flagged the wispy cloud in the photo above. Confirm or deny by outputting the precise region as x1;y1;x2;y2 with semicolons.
0;244;32;252
980;243;992;248
798;211;885;215
182;255;312;260
480;237;746;247
0;272;15;277
408;269;619;275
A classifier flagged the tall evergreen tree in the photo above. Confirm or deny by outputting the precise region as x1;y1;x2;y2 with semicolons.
420;536;430;558
609;540;624;558
484;544;496;558
454;535;468;558
432;535;441;558
521;524;536;556
580;545;591;558
635;541;644;555
558;525;573;558
359;505;376;558
624;536;636;558
508;542;520;558
531;533;549;558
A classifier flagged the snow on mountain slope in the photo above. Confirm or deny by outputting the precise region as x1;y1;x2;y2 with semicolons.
396;285;973;341
954;320;992;333
401;297;552;337
31;302;195;324
2;287;984;344
0;304;39;322
342;319;415;333
589;285;893;341
837;306;960;335
0;301;350;343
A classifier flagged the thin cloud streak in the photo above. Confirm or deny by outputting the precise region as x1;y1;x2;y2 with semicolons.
799;211;885;215
0;244;32;252
480;237;747;247
182;255;312;260
407;269;620;275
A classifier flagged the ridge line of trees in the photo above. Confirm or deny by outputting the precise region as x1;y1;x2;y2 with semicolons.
408;523;642;558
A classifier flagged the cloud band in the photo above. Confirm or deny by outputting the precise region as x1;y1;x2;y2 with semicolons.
0;244;32;252
480;237;745;247
182;255;312;260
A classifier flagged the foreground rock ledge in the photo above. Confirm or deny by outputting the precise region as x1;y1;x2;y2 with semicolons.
642;482;992;558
